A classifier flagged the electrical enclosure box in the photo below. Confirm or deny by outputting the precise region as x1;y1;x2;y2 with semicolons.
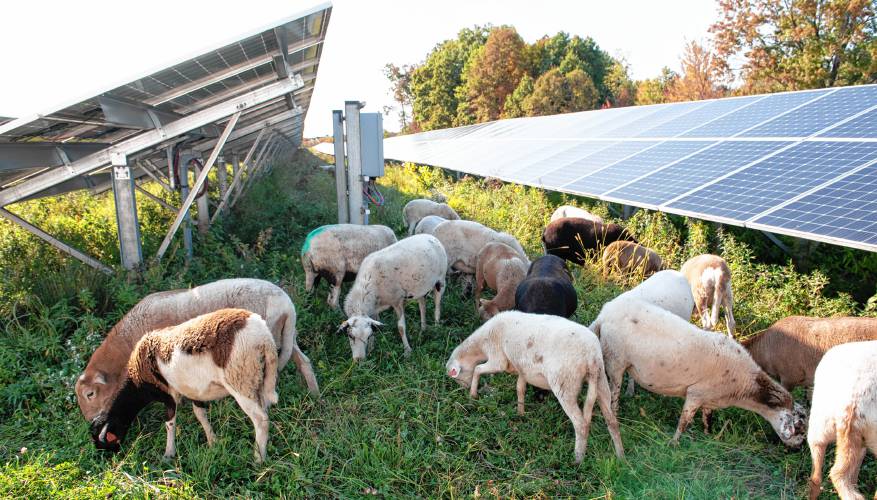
359;112;384;177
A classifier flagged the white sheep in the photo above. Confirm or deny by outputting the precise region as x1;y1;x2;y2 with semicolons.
341;234;447;360
681;254;736;336
446;311;624;463
403;199;460;235
432;219;529;275
807;340;877;500
592;297;807;447
301;224;397;308
549;205;604;224
91;309;278;462
413;215;447;235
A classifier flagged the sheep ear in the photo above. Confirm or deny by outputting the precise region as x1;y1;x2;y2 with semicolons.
336;321;349;333
93;372;107;385
367;319;384;327
479;298;489;306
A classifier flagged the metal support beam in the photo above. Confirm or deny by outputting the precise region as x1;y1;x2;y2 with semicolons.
216;156;228;198
135;183;177;213
332;110;347;224
345;101;365;224
761;230;793;256
139;159;174;193
0;142;108;170
155;112;240;261
211;159;248;223
193;161;211;234
0;208;113;274
110;154;143;270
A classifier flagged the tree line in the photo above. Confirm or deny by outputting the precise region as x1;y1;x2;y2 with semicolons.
385;0;877;133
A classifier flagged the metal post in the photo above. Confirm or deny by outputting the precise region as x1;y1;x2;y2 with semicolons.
165;146;176;190
332;110;348;223
217;155;228;197
110;153;143;270
193;161;210;234
344;101;365;224
178;157;194;261
135;183;177;213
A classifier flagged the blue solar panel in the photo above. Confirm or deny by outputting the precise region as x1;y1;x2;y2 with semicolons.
523;141;617;184
818;106;877;138
743;86;877;137
668;141;877;220
598;101;706;137
637;96;762;138
753;161;877;245
565;141;712;196
681;90;828;137
539;141;660;187
606;140;790;205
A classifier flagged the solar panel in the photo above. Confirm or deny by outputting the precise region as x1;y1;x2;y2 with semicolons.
544;141;661;187
598;101;705;137
742;86;877;137
523;141;617;184
636;95;762;138
818;106;877;138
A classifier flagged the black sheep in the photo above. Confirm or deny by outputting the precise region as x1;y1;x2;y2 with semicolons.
514;255;577;318
541;217;636;266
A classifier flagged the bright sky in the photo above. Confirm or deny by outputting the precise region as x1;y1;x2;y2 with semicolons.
0;0;717;137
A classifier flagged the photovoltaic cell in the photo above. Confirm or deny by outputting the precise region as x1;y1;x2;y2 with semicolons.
598;101;705;137
668;141;877;220
523;141;617;185
566;141;711;196
753;162;877;245
818;107;877;138
681;90;827;137
742;86;877;137
533;141;660;187
606;140;789;205
636;96;761;137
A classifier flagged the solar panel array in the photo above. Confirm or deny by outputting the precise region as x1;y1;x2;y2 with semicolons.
383;84;877;252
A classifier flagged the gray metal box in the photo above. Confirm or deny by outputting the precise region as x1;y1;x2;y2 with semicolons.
359;112;384;177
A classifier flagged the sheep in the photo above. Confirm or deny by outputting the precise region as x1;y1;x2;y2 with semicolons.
340;234;447;360
90;308;278;463
75;278;318;429
413;215;448;235
681;254;736;336
591;297;808;447
445;311;625;463
301;224;398;308
807;341;877;500
474;242;529;320
743;316;877;392
432;219;529;275
550;205;604;224
403;199;460;235
542;218;636;266
601;240;664;279
514;255;577;318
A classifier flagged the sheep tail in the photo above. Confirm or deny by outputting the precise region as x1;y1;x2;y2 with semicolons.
278;310;295;370
710;277;721;329
261;341;279;408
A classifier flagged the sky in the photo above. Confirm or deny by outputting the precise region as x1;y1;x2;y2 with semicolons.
0;0;717;137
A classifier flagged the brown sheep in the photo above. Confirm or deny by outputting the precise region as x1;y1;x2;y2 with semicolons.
681;254;736;336
601;241;663;279
474;242;529;320
743;316;877;392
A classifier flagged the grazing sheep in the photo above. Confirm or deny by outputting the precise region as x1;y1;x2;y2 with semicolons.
341;234;447;360
413;215;447;235
514;255;577;318
446;311;625;462
301;224;397;308
743;316;877;392
91;309;278;463
432;219;529;275
403;199;460;235
474;242;529;320
681;254;736;336
542;218;636;266
592;297;807;447
550;205;604;224
75;279;318;429
807;341;877;500
601;240;664;278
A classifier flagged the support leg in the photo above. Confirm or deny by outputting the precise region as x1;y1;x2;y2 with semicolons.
701;408;714;434
192;401;216;446
394;304;412;357
228;389;270;463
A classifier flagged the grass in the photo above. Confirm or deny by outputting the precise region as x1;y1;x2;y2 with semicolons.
0;150;875;498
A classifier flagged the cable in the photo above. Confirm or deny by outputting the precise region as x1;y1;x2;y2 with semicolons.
363;180;385;206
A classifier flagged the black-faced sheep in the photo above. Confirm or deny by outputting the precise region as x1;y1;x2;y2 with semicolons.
91;309;278;463
474;242;528;320
592;297;807;447
542;218;636;266
601;240;664;279
743;316;877;392
75;278;318;430
514;255;577;318
446;311;624;463
301;224;397;308
807;340;877;500
549;205;604;224
413;215;447;235
403;199;460;235
681;254;735;336
341;234;447;360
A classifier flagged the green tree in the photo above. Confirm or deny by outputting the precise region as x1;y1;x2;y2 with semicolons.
636;67;678;105
711;0;877;92
523;68;599;116
457;26;527;123
502;74;534;118
604;59;636;107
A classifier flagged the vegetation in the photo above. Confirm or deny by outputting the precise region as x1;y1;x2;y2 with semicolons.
2;149;876;497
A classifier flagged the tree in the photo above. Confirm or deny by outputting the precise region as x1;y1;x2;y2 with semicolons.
665;41;728;101
523;68;599;116
383;63;415;130
458;26;527;123
711;0;877;92
604;59;636;107
636;67;678;105
502;74;534;118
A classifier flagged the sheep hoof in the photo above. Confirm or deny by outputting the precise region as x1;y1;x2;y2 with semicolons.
162;452;176;461
403;348;412;358
668;438;680;447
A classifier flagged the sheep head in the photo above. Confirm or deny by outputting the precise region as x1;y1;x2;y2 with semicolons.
477;298;500;321
339;316;383;361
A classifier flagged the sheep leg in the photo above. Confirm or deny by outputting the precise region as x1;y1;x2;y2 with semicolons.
474;263;484;314
469;357;507;399
625;372;635;397
192;401;216;446
329;272;345;309
671;396;701;445
593;372;625;459
552;381;589;464
417;296;427;331
303;266;316;293
433;280;444;325
808;440;827;500
701;409;713;434
291;345;320;396
723;291;736;337
516;374;527;416
829;422;867;500
393;304;412;357
163;403;178;459
228;388;270;463
603;358;627;414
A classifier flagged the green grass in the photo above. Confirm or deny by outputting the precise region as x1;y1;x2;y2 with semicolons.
0;150;875;498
